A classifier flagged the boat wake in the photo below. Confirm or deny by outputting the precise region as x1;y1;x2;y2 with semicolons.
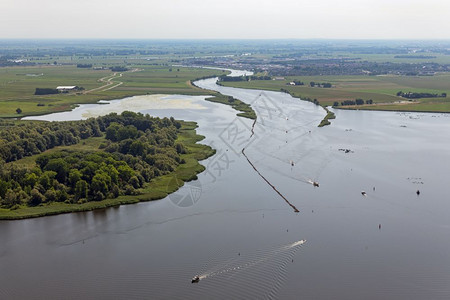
194;240;306;283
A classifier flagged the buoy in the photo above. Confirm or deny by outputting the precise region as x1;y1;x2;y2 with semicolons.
416;190;420;195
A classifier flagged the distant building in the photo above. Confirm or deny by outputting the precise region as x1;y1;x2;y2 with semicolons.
274;77;285;81
56;86;78;92
8;59;27;63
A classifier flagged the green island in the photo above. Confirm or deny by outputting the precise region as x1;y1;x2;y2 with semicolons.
0;111;215;219
205;94;256;119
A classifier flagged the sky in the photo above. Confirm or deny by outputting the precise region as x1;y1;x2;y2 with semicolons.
1;0;450;39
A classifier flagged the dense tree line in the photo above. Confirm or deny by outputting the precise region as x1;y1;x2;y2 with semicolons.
287;80;304;86
0;112;187;208
0;118;101;162
336;99;373;106
394;55;436;59
309;81;332;88
77;64;92;68
218;75;272;82
35;88;59;95
110;66;129;72
397;91;446;99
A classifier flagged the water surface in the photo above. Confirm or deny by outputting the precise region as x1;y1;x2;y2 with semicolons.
2;73;450;299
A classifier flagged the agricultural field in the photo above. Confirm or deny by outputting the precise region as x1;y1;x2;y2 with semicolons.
221;74;450;112
0;63;223;118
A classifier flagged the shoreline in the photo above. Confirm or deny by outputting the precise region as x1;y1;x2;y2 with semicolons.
335;105;450;114
219;80;449;122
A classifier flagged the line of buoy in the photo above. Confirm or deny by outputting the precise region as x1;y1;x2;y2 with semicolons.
250;119;257;139
242;147;300;213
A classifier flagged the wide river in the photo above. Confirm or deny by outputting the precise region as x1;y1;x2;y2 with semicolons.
2;69;450;299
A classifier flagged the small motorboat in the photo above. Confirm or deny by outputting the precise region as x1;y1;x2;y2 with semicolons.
361;191;367;196
313;181;319;187
191;275;200;283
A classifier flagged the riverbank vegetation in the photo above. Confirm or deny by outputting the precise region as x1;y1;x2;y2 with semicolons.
318;108;336;127
191;78;256;120
0;111;214;219
204;94;256;120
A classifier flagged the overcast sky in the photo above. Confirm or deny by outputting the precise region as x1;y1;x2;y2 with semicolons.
2;0;449;39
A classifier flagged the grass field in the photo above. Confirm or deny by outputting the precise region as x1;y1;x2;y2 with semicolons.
221;74;450;112
0;121;215;220
0;64;224;117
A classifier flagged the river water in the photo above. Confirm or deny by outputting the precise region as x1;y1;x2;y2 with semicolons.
2;70;450;299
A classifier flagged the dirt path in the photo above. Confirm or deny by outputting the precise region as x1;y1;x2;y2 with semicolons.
84;68;141;94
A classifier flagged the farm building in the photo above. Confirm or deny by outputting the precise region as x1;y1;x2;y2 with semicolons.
56;86;78;92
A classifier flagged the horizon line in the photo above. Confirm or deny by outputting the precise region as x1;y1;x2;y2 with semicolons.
1;37;450;41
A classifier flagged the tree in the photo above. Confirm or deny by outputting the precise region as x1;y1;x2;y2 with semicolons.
175;143;186;154
117;165;135;182
44;189;57;202
16;108;22;114
39;171;57;190
117;125;138;141
74;180;88;200
105;123;120;141
129;140;145;156
29;188;44;206
91;173;111;196
68;169;82;188
1;189;20;208
45;158;69;183
129;176;140;189
24;173;39;188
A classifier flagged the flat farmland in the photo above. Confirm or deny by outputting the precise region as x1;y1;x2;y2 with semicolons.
0;64;222;117
222;74;450;112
